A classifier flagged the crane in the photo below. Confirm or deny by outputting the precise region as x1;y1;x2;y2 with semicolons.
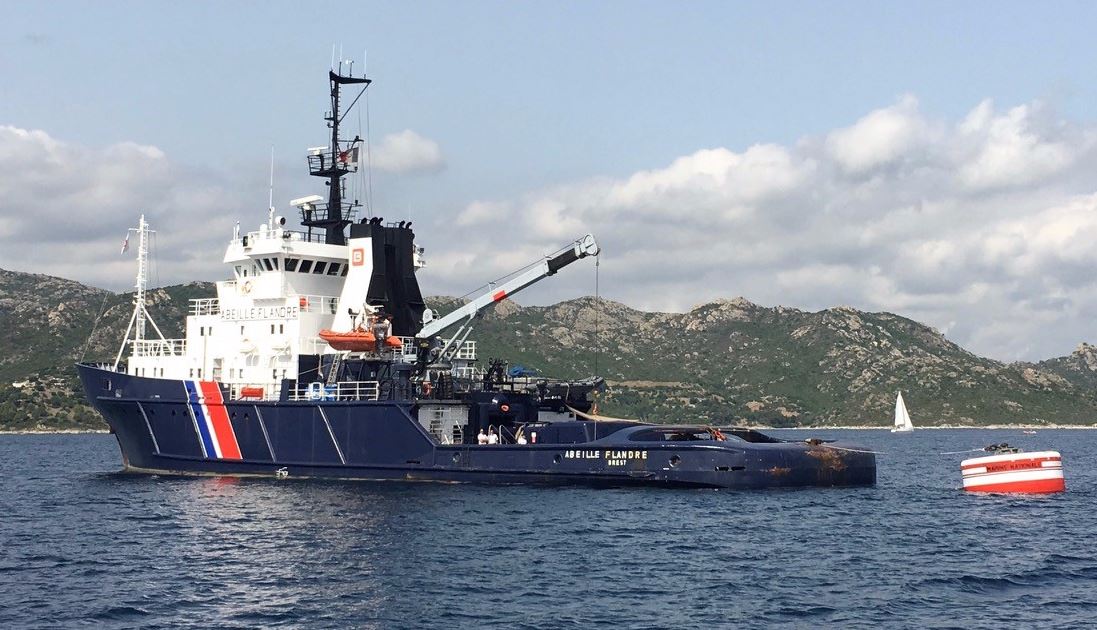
416;234;600;361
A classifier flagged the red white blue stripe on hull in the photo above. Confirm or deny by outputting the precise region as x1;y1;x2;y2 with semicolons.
184;380;242;460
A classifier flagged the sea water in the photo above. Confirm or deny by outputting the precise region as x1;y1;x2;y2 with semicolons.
1;430;1095;628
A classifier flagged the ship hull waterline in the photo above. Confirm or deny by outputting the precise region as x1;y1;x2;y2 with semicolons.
79;364;875;489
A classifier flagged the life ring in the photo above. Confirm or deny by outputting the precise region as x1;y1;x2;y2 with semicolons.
422;381;432;397
241;280;253;295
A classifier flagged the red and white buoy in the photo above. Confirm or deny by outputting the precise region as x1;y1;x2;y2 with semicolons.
961;448;1064;494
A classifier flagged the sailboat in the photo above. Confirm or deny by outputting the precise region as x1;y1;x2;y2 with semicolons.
891;391;914;433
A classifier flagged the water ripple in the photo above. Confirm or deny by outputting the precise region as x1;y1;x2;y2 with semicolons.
2;430;1096;628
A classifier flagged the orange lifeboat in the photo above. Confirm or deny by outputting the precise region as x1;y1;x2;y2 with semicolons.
318;328;376;351
239;386;265;399
385;335;403;348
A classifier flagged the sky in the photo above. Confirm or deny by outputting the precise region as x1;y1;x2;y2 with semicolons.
3;1;1097;362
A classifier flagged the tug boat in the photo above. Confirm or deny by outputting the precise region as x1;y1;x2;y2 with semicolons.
75;63;876;489
961;444;1065;494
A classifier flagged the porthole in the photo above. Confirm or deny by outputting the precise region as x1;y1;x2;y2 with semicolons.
553;454;562;464
452;452;461;463
669;455;681;468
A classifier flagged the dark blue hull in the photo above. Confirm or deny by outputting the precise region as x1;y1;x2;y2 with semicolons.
78;364;875;489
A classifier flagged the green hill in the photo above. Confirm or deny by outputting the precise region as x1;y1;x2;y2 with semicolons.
2;268;1096;430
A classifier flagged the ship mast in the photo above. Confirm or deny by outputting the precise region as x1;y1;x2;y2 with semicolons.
302;61;371;245
113;214;172;370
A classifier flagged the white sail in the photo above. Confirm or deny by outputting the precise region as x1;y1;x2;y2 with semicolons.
892;391;914;432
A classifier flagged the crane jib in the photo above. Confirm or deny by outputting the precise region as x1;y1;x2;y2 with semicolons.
547;248;580;275
415;234;599;339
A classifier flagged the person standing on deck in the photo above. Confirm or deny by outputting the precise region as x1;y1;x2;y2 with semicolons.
373;311;391;354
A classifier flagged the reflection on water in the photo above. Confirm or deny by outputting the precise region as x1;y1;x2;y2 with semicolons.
1;430;1096;628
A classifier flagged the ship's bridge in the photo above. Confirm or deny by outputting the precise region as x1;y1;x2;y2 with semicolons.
223;223;349;301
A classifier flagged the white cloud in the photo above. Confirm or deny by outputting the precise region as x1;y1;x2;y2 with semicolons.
371;129;444;174
457;200;510;227
420;97;1097;361
825;95;930;174
955;100;1084;191
0;125;244;288
6;95;1097;362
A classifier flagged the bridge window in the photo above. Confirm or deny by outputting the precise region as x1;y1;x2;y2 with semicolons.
327;263;341;276
285;258;299;272
271;258;279;270
262;258;274;272
313;261;328;275
299;259;314;274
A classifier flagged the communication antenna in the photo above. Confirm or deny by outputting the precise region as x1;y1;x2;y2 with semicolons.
268;145;275;211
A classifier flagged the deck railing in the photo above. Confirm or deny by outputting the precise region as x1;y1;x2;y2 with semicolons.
396;337;477;361
190;298;220;316
296;295;340;314
188;295;340;317
131;338;186;357
233;229;330;247
288;380;380;401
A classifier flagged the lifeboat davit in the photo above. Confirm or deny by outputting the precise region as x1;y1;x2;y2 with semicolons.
961;446;1064;494
318;328;376;351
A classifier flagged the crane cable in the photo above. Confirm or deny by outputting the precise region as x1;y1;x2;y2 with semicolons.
594;253;600;376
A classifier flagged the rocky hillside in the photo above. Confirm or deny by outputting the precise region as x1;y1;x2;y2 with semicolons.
0;268;208;430
2;268;1096;430
466;296;1097;426
1036;343;1097;391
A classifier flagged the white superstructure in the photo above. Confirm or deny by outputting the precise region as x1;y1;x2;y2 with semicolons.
126;216;357;398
